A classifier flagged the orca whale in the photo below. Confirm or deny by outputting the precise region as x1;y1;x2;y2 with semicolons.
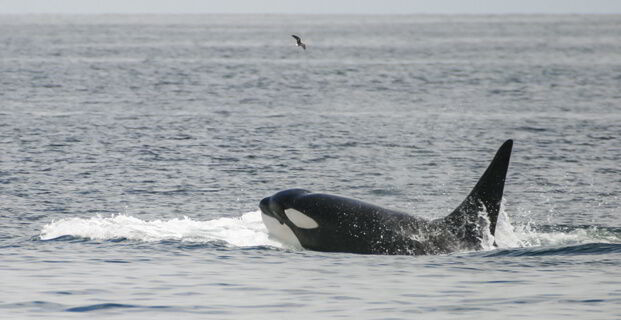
259;139;513;255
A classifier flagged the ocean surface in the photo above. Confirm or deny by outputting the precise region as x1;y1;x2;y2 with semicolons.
1;14;620;319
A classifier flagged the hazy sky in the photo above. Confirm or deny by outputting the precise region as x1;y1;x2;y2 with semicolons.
1;0;620;14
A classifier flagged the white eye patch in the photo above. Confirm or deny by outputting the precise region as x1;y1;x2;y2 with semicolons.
261;213;303;249
285;209;319;229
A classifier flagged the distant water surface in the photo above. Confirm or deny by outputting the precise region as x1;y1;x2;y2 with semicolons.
1;14;620;319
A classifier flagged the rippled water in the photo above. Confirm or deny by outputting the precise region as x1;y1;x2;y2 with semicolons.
1;14;620;319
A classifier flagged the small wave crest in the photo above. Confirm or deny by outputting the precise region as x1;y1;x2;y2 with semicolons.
40;211;283;248
485;243;621;257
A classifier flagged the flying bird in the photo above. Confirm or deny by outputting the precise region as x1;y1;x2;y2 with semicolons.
291;34;306;50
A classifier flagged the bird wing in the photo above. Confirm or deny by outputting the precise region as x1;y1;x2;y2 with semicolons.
291;35;301;42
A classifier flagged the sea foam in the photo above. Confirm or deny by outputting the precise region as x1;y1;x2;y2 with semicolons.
40;210;283;248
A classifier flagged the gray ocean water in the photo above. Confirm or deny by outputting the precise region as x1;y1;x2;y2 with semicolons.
1;14;620;319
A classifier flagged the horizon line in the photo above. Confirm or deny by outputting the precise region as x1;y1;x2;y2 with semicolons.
1;12;620;16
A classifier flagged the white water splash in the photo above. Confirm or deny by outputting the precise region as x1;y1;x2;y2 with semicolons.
493;208;525;248
478;204;618;251
494;207;619;249
40;210;283;248
511;223;619;247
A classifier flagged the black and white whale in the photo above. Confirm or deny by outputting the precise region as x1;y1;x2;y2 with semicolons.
259;139;513;255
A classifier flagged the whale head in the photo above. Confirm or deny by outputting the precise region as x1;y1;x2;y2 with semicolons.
259;188;417;254
259;189;321;249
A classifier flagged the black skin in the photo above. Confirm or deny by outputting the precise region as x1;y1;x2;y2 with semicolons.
260;140;513;255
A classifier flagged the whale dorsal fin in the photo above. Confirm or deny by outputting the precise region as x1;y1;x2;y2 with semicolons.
445;140;513;241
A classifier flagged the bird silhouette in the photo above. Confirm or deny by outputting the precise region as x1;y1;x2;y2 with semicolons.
291;34;306;50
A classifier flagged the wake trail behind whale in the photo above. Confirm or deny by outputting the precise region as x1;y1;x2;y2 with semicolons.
40;211;283;248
